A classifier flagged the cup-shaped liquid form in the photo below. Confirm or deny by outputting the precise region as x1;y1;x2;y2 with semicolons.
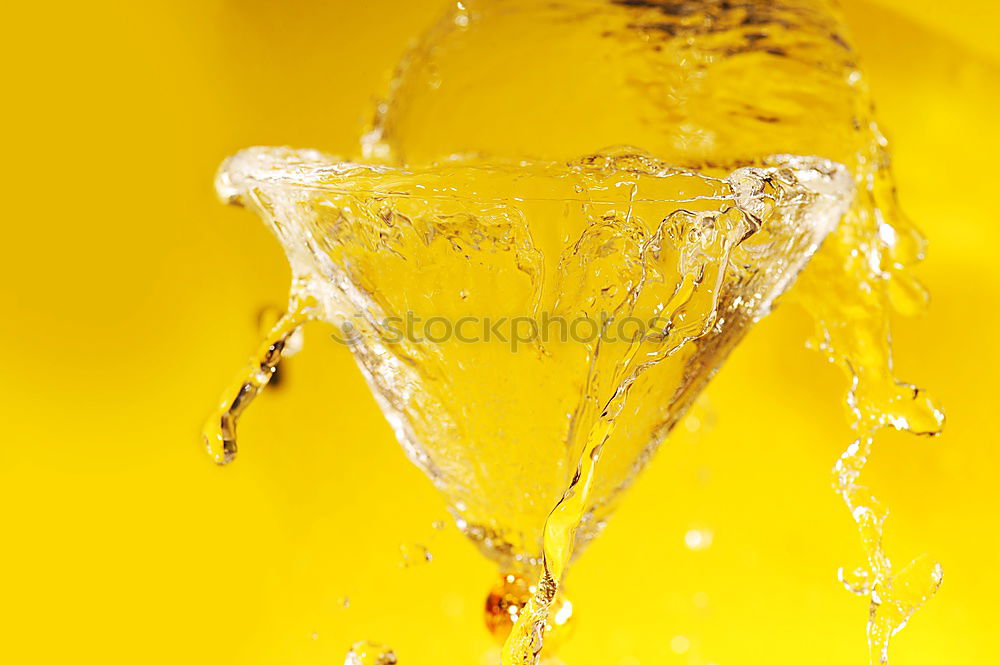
215;147;851;572
367;0;866;171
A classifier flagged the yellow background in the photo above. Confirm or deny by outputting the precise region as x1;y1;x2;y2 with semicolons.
1;1;998;663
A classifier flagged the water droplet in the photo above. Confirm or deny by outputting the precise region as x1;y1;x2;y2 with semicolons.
838;566;871;596
398;543;433;567
684;528;713;551
344;641;397;665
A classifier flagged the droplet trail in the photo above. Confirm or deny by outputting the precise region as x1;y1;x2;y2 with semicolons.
202;298;312;464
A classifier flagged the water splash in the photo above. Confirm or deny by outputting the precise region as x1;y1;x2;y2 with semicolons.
363;0;947;660
202;296;314;464
485;573;573;647
205;1;945;661
501;159;849;664
791;99;946;665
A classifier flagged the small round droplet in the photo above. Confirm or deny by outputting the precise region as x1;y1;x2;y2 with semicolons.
398;543;433;567
684;528;713;551
344;641;397;665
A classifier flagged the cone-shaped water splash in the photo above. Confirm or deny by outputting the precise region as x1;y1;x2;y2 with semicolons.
203;1;946;661
360;0;945;660
208;147;850;575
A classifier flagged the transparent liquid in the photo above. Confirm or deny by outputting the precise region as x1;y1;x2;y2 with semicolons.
209;148;846;557
204;0;945;662
367;0;946;661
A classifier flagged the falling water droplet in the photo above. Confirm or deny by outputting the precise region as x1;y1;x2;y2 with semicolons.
398;543;433;567
684;528;713;551
344;641;397;665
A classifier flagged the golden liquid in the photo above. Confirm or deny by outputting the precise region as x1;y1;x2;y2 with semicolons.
202;1;945;663
484;573;573;647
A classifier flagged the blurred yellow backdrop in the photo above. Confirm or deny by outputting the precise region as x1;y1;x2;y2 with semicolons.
1;1;997;664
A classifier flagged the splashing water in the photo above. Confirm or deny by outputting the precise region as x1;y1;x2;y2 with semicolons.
207;147;850;664
360;0;947;661
793;129;946;664
203;0;945;662
485;573;573;647
202;294;314;464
